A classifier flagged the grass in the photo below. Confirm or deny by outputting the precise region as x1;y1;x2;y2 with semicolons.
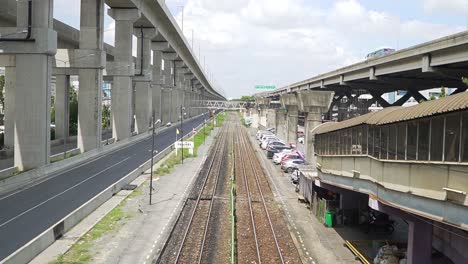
216;112;226;127
50;202;131;264
51;151;80;163
154;115;218;176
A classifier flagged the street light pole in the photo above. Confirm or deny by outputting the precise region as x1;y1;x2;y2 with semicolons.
150;117;161;205
181;106;184;164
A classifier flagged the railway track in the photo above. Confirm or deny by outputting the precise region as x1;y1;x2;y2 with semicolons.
156;117;231;264
235;121;285;263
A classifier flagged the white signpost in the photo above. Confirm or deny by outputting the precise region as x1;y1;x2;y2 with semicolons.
175;141;194;155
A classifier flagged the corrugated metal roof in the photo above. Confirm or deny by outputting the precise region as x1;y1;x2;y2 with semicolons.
314;108;399;134
378;92;468;125
315;92;468;134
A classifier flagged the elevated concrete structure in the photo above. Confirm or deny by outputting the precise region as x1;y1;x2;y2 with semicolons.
297;91;334;163
0;0;225;172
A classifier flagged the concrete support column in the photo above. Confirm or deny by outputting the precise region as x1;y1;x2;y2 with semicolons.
276;110;287;142
304;111;321;164
281;94;300;145
55;75;70;140
133;28;156;134
4;67;15;149
108;8;140;141
13;0;56;170
407;219;433;264
78;0;105;152
251;108;259;128
297;91;334;164
266;109;276;129
286;106;299;145
151;50;163;123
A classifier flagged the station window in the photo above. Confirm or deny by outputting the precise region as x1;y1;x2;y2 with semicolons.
418;119;430;160
445;114;460;162
333;131;339;155
407;121;417;160
362;126;368;155
373;127;380;158
388;125;397;160
352;128;358;154
368;126;374;156
431;117;444;161
380;126;389;159
396;123;406;160
462;111;468;161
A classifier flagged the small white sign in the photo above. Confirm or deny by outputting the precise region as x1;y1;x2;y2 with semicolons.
175;141;194;149
175;141;194;155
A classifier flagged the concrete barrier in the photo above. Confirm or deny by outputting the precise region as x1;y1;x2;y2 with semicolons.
0;114;205;196
0;114;211;264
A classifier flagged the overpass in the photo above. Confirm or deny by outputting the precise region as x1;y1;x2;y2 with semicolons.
0;0;225;172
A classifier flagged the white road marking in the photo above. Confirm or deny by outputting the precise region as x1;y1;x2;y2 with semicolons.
0;157;130;228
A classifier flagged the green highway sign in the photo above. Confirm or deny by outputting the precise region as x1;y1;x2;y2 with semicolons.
255;85;276;90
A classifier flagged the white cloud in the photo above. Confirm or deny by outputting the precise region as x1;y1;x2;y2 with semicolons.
422;0;468;15
173;0;464;97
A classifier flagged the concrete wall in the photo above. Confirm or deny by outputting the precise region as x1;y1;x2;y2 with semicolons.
317;155;468;228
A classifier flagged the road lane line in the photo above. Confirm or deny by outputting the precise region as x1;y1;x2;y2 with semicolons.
0;157;130;228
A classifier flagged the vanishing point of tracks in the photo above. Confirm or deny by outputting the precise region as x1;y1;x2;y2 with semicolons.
156;114;301;264
157;116;232;264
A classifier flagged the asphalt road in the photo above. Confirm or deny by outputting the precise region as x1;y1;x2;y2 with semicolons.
0;114;209;261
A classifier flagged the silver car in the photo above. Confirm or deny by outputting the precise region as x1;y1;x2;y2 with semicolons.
281;159;306;173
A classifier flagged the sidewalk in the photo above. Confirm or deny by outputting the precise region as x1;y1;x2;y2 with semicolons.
248;128;358;264
32;127;219;264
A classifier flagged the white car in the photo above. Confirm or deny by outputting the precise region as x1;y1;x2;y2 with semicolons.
260;135;278;145
261;138;282;149
260;133;276;141
273;149;296;164
256;130;271;140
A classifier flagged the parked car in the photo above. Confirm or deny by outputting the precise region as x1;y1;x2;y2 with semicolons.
266;145;292;159
259;133;276;143
281;159;306;173
266;127;276;133
273;150;296;164
265;141;286;150
281;153;303;164
256;130;273;140
297;131;304;137
260;137;281;149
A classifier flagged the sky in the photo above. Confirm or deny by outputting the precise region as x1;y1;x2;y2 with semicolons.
53;0;468;99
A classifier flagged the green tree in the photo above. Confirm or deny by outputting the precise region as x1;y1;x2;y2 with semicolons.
102;104;111;129
51;96;55;124
240;95;255;101
462;77;468;86
69;86;79;136
440;87;446;98
0;75;5;112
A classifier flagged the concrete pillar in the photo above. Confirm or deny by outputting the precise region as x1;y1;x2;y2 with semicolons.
55;75;70;140
276;110;287;142
304;111;321;164
281;94;300;145
251;108;259;128
297;91;334;164
12;0;56;170
4;67;15;149
152;50;163;123
286;106;299;145
133;28;156;134
108;8;140;141
266;109;276;129
78;0;105;152
407;219;433;264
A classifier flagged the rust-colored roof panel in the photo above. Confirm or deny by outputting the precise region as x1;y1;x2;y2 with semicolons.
315;92;468;134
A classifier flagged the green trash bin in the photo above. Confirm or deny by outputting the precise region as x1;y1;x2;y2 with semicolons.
325;210;335;227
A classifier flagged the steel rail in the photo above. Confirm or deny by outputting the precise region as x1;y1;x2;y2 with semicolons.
197;121;231;264
236;122;262;263
174;122;228;263
238;124;286;264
